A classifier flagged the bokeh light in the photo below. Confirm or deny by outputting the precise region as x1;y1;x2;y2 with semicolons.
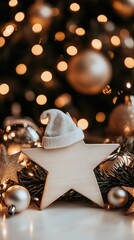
0;37;5;47
77;118;89;130
25;90;35;101
66;46;78;56
70;3;80;12
3;25;15;37
126;82;131;89
57;61;68;71
55;31;65;41
9;0;18;7
40;117;49;125
103;85;112;94
0;83;9;95
124;37;134;49
11;102;21;116
96;112;106;122
36;94;47;105
75;27;85;36
31;44;43;56
41;71;52;82
91;39;102;50
124;57;134;69
16;63;27;75
97;14;108;23
15;12;25;22
111;35;121;46
54;93;71;108
32;23;43;33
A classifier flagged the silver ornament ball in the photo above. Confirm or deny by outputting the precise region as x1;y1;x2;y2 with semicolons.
3;118;41;148
67;50;112;95
4;185;31;212
107;186;128;208
109;103;134;136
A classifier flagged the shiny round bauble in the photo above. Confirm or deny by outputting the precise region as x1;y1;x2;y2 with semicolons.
3;118;41;151
4;185;31;213
107;186;128;208
28;1;53;30
112;0;134;18
109;103;134;136
67;50;112;95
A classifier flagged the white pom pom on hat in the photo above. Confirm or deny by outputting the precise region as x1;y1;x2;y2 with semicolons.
40;109;84;149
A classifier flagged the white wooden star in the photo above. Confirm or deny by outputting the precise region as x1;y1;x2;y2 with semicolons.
23;141;119;210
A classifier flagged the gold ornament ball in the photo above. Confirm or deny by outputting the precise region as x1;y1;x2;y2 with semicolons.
107;186;128;208
67;50;112;95
29;1;53;30
109;103;134;136
112;0;134;18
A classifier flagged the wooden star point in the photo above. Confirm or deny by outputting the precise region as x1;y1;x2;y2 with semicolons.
23;141;119;210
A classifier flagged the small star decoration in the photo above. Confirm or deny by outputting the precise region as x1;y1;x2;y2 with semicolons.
122;186;134;214
0;144;22;183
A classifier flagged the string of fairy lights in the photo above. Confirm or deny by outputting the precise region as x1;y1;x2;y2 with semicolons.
0;0;134;132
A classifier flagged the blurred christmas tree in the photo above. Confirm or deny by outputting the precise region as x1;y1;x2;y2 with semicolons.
0;0;134;142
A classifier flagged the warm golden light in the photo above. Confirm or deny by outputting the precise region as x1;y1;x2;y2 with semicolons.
57;61;68;71
102;85;112;95
91;39;102;50
124;126;131;134
96;112;106;122
6;126;11;132
111;35;121;46
113;96;118;104
0;37;5;47
75;27;85;36
3;134;8;141
41;71;52;82
54;93;72;108
107;51;114;59
16;63;27;75
55;31;65;41
40;117;49;125
66;46;78;56
32;23;43;33
124;57;134;69
53;7;60;16
11;102;21;116
0;83;9;95
15;12;25;22
77;118;89;130
36;94;47;105
70;3;80;12
9;0;18;7
97;14;108;23
3;25;15;37
25;90;35;101
120;29;129;38
126;82;131;89
31;44;43;56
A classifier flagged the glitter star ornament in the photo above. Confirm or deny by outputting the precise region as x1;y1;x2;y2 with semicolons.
122;186;134;214
0;144;22;183
23;109;119;210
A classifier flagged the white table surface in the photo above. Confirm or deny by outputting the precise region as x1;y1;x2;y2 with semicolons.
0;202;133;240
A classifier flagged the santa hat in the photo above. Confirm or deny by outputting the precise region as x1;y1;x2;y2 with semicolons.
40;109;84;149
